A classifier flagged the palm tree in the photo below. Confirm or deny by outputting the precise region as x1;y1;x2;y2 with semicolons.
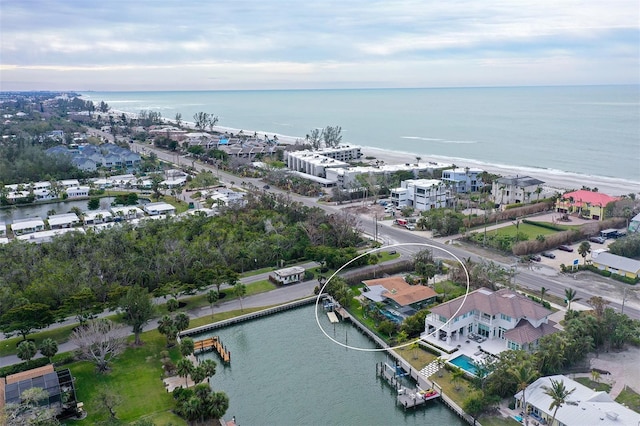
510;364;538;425
39;338;58;363
564;288;579;311
540;287;547;306
234;283;247;311
200;358;217;379
176;358;194;387
542;378;576;426
578;241;591;265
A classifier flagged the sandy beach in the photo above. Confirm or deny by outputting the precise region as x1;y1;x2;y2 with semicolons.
361;147;640;197
224;124;640;197
134;113;640;197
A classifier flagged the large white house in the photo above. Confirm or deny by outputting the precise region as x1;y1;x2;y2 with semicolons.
515;375;640;426
441;167;484;193
270;266;305;285
492;175;545;206
423;288;558;351
390;179;450;211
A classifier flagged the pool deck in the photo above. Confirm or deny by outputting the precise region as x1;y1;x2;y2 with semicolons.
421;333;506;364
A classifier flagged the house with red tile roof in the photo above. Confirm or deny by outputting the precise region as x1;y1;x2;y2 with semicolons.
423;288;559;351
555;189;620;220
362;276;437;313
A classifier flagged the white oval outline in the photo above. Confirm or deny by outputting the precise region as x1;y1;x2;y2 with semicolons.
314;243;470;352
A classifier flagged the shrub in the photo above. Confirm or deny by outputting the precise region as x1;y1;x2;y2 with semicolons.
0;357;49;378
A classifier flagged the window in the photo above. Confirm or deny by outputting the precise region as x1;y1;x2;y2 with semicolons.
438;315;447;323
500;313;511;322
508;340;520;350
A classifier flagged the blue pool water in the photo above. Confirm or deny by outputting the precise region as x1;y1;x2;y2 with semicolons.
449;354;478;376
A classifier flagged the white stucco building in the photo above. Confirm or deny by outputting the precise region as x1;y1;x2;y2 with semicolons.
390;179;450;211
270;266;306;285
492;175;545;206
423;288;558;351
441;167;484;193
285;150;349;178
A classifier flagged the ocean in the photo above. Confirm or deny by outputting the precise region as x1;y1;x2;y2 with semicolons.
80;85;640;183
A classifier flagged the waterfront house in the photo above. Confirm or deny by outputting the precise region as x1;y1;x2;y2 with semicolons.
514;375;640;426
492;175;545;206
143;202;176;216
47;213;80;229
65;186;90;198
591;252;640;280
441;167;484;193
270;266;306;285
110;206;144;220
59;179;80;188
10;217;46;235
423;288;558;351
555;189;619;220
82;210;113;225
362;276;437;313
390;179;450;211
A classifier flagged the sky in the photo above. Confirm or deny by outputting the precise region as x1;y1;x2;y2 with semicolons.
1;0;638;91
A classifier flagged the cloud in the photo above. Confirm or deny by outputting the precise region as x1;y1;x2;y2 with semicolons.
0;0;637;90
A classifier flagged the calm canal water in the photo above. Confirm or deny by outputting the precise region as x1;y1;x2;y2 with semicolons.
196;305;465;426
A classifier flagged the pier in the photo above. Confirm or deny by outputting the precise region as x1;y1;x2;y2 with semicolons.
194;336;231;364
376;362;440;410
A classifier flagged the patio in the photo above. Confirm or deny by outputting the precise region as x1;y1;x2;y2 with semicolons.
421;332;508;363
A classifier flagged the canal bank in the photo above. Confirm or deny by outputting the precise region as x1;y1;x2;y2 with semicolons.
185;301;467;425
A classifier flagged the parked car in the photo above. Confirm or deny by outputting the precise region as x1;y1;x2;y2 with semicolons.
589;236;606;244
529;254;542;262
558;245;573;252
405;224;416;231
541;252;556;259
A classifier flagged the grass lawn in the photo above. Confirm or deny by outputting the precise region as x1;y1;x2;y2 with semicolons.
574;377;612;392
68;330;186;425
396;346;436;371
492;223;557;239
616;386;640;413
430;368;479;408
0;323;78;358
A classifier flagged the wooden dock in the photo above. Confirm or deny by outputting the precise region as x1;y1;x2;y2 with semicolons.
327;311;339;323
194;337;231;364
376;362;440;410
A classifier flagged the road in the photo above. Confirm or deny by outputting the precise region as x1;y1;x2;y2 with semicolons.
133;140;640;320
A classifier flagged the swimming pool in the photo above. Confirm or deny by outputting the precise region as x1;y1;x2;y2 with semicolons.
449;354;478;376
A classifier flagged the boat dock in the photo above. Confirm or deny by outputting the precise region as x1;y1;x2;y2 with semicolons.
376;362;440;410
326;311;339;323
193;337;231;364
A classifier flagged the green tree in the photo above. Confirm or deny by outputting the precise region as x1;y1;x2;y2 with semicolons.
180;337;195;357
510;363;538;426
63;287;100;326
119;285;155;345
88;197;100;210
207;290;219;318
39;338;58;363
166;298;179;312
542;379;577;426
95;386;122;419
564;288;579;311
0;302;55;341
200;358;217;380
176;358;194;387
174;312;190;333
157;315;177;347
234;283;247;311
578;241;591;264
17;340;37;362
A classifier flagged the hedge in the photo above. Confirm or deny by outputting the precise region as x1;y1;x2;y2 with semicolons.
0;357;50;378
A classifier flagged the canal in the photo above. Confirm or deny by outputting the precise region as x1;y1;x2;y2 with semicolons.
194;304;465;425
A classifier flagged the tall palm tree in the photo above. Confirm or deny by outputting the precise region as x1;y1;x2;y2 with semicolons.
578;241;591;265
509;364;538;425
542;378;576;426
176;358;194;387
540;287;547;305
564;288;579;311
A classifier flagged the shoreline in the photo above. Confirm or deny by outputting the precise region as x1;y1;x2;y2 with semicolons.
113;110;640;196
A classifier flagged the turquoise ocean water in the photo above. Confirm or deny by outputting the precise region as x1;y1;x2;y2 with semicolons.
80;85;640;182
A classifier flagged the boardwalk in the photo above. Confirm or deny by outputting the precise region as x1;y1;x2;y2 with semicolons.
194;337;231;364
